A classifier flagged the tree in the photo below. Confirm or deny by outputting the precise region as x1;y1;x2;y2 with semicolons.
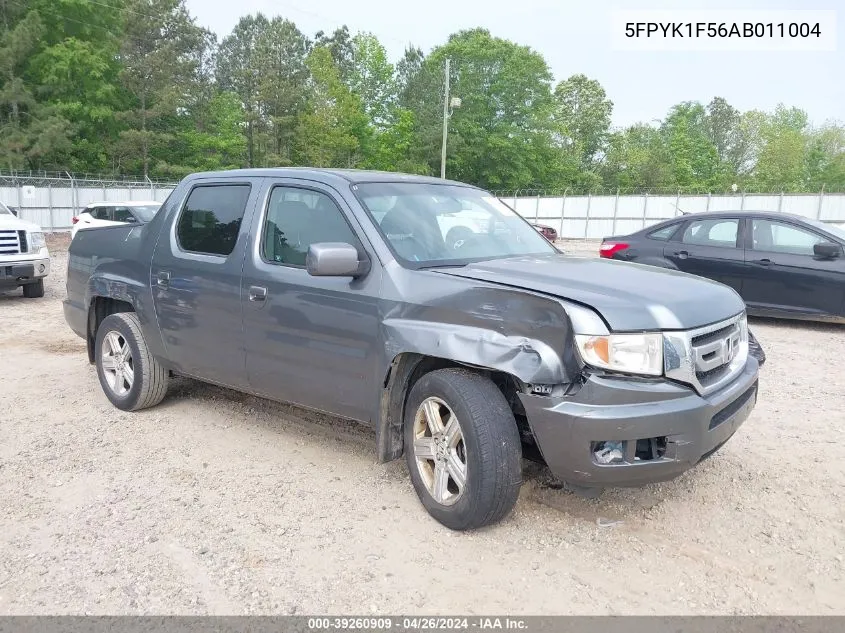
349;32;395;129
601;125;673;191
181;91;247;170
553;74;613;169
661;102;721;190
117;0;210;176
294;46;368;168
256;17;310;165
805;123;845;191
404;28;561;189
752;105;809;191
22;0;126;172
217;14;270;167
0;3;74;171
314;26;354;83
395;46;425;100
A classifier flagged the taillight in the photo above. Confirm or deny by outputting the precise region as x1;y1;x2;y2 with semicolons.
599;242;629;258
72;216;79;224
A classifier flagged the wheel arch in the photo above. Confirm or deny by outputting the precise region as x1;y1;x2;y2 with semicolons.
87;296;134;363
376;352;529;463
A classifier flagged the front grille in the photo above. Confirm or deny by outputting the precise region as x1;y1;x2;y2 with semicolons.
692;324;734;347
664;313;748;395
0;229;21;255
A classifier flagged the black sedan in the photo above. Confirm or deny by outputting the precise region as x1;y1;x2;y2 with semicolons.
600;211;845;322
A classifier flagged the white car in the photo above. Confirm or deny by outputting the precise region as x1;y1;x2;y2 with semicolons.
0;201;50;298
71;201;161;239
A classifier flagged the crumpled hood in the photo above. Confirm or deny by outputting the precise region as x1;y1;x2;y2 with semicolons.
0;213;41;232
433;254;746;331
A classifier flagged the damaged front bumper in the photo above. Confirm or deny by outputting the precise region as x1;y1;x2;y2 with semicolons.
519;355;759;488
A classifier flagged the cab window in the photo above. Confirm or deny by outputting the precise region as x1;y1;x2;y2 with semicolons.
262;187;360;267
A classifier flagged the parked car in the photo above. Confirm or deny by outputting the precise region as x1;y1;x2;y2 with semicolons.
0;200;50;298
531;223;558;242
71;201;161;238
600;211;845;323
65;169;760;530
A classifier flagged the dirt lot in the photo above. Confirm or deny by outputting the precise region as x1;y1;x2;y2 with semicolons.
1;235;843;615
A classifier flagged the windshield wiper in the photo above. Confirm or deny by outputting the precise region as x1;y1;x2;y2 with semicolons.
417;262;468;270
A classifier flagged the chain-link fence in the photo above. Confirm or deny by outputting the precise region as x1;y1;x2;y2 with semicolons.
0;171;177;231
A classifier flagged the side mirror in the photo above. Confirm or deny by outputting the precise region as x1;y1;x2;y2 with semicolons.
306;242;369;278
814;242;841;259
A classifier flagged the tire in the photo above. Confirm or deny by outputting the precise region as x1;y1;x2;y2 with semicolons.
404;368;522;530
22;280;44;298
95;312;169;411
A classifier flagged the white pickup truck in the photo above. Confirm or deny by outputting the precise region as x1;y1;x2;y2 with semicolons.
0;202;50;298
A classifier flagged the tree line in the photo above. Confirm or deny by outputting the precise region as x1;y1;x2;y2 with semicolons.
1;0;842;192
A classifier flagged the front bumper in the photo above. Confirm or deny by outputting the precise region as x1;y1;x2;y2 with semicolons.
520;355;759;487
0;257;50;286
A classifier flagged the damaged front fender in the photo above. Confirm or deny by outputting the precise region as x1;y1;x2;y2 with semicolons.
374;281;588;462
382;319;566;385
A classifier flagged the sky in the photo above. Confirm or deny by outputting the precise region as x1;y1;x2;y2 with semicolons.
184;0;844;129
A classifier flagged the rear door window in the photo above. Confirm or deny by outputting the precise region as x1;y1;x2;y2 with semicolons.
176;184;252;256
681;218;739;248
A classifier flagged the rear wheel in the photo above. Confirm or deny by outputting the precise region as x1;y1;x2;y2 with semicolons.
404;368;522;530
95;312;169;411
22;280;44;298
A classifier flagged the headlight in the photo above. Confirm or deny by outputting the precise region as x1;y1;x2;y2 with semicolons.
28;231;46;252
575;333;664;377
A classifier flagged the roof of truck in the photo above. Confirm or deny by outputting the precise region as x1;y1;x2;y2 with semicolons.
184;168;477;188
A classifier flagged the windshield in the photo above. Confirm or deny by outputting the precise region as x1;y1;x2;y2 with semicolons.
355;183;556;267
132;205;160;222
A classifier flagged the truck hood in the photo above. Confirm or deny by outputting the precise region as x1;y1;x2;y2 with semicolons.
432;254;745;331
0;213;41;232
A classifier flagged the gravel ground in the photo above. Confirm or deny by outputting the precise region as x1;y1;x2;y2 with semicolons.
1;235;843;615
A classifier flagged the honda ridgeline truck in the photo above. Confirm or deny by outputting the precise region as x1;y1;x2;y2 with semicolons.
64;169;761;530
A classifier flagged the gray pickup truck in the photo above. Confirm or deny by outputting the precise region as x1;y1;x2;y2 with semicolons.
65;169;761;530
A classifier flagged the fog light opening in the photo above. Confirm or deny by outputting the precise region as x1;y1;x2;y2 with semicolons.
38;264;45;273
593;441;625;465
634;436;667;462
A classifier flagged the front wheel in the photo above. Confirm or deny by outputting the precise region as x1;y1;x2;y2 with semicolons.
95;312;169;411
404;368;522;530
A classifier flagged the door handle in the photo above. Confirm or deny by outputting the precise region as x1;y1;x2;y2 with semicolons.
754;258;773;266
674;250;689;259
249;286;267;302
156;271;170;288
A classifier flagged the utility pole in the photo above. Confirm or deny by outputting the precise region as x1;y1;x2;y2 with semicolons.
440;57;451;179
